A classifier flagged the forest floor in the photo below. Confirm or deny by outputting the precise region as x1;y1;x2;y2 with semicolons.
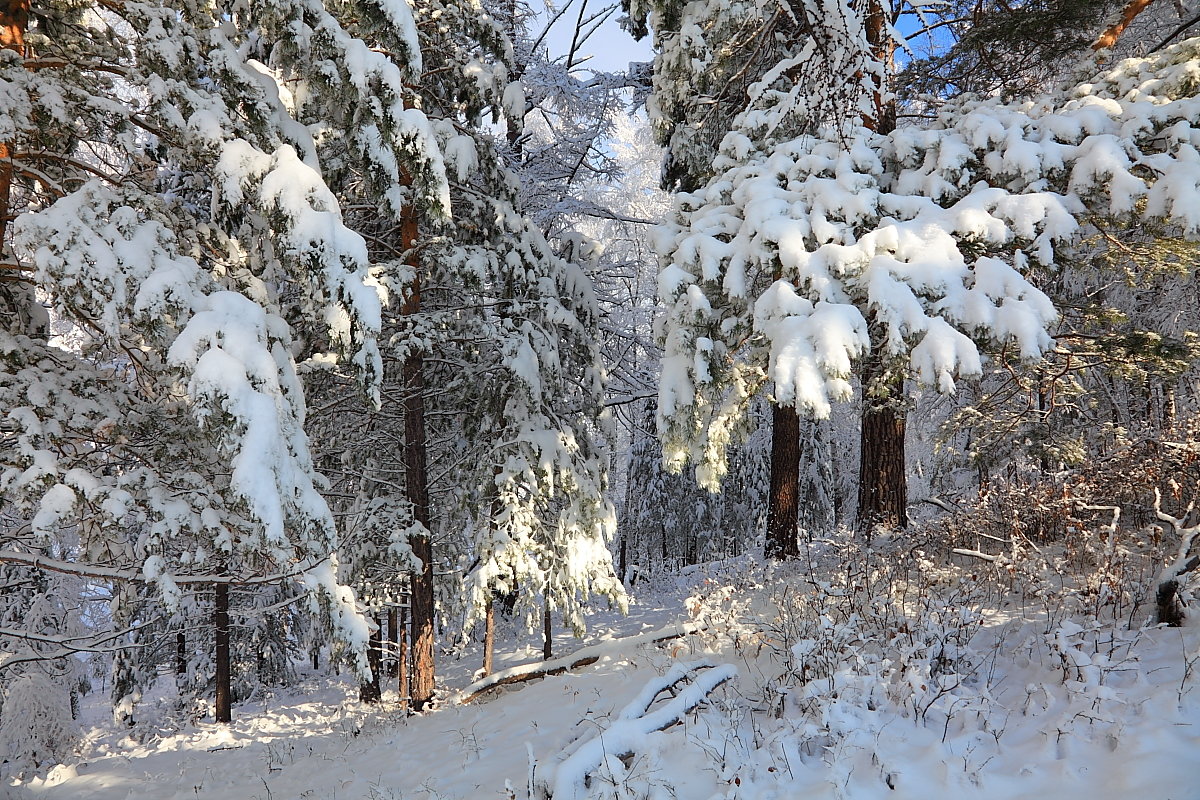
8;549;1200;800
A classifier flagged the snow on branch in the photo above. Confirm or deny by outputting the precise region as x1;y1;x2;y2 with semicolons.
543;661;737;800
657;34;1200;487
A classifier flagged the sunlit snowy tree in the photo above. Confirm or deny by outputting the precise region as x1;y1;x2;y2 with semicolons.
0;0;447;721
650;1;1200;541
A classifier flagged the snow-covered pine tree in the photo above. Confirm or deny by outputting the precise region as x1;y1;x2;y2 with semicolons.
626;0;863;556
651;1;1200;540
301;0;625;689
0;0;446;721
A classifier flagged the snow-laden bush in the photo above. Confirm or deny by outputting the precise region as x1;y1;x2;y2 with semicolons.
0;672;79;778
534;543;1200;799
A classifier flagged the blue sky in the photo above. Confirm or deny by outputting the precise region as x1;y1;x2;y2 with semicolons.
538;0;653;74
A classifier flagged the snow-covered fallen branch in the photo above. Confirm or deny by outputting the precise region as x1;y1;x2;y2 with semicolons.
543;661;737;800
951;548;1008;564
1152;488;1200;626
456;622;703;704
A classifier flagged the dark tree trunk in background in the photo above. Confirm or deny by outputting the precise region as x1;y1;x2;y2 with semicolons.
766;403;801;559
386;607;399;678
398;605;410;709
214;583;231;724
175;631;186;676
359;618;383;703
542;595;552;661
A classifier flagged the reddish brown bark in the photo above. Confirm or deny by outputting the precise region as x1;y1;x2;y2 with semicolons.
856;397;908;533
1093;0;1157;49
852;3;908;535
765;403;801;559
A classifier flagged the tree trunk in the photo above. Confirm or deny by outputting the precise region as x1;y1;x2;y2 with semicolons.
359;617;383;703
542;595;552;661
398;604;409;710
482;597;495;676
618;531;628;585
854;3;907;536
214;583;232;724
386;606;398;678
766;402;801;559
400;164;436;711
405;347;435;710
175;631;186;676
856;401;907;533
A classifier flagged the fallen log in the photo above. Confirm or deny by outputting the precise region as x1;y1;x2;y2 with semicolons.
456;621;702;704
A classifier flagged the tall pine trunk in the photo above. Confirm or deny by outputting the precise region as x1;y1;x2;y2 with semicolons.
400;177;436;711
854;1;906;535
856;319;907;532
765;402;800;559
214;583;232;724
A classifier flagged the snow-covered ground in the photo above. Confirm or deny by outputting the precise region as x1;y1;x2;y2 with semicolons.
8;556;1200;800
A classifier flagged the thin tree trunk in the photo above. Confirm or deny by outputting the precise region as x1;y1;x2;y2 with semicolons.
214;583;232;724
482;597;495;676
766;402;801;559
386;606;398;678
175;631;186;676
542;595;552;661
398;604;409;710
618;531;628;584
